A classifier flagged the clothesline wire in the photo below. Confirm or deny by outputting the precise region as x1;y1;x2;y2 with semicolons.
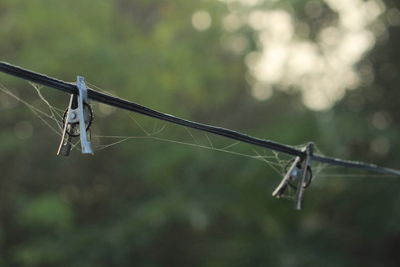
0;61;399;176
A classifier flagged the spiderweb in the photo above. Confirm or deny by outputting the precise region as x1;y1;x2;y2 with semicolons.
0;80;397;198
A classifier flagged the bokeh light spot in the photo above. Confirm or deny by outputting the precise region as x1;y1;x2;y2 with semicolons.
192;10;212;31
251;83;273;101
387;8;400;26
370;136;390;155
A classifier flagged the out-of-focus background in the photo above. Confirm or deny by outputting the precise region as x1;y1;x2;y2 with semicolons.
1;0;400;266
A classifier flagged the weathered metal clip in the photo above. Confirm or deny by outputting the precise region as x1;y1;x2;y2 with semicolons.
57;76;94;156
272;143;314;210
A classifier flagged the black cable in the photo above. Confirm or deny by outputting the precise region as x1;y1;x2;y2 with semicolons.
1;61;399;176
0;62;303;157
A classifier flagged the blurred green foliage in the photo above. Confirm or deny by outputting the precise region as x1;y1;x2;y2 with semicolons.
1;0;400;266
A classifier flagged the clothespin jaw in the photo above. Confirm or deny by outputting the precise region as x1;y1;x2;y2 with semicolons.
272;142;314;210
76;76;93;154
57;76;94;156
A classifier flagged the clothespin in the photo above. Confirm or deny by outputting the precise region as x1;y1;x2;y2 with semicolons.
294;142;313;210
272;142;314;210
57;76;94;156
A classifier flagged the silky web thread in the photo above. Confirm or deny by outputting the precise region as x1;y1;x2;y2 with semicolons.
0;81;292;176
0;81;398;180
0;82;83;151
86;81;292;175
